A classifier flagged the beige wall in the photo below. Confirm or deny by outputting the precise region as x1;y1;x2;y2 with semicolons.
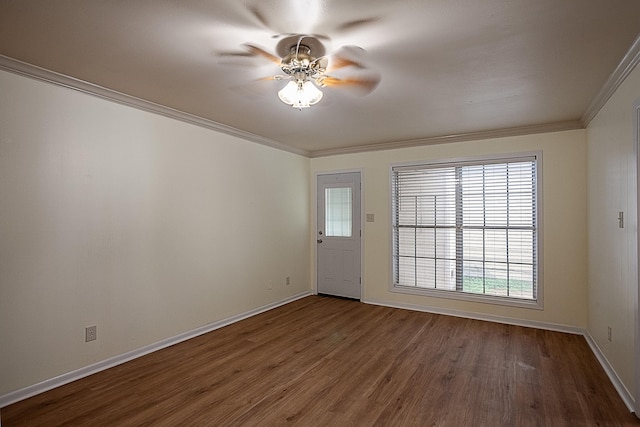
4;55;636;407
0;70;310;396
586;64;640;397
311;130;588;328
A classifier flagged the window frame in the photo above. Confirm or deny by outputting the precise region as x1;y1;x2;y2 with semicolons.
389;151;543;310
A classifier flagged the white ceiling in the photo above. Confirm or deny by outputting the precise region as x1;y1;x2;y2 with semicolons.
1;0;639;156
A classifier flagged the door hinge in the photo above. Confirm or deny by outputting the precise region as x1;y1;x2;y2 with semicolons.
359;277;362;284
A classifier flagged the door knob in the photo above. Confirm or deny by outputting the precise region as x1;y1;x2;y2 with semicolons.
317;239;323;243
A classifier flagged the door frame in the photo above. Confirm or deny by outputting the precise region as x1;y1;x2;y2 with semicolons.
314;169;364;299
634;96;640;417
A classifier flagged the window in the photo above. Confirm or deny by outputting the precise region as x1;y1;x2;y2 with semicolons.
325;187;352;237
391;153;541;308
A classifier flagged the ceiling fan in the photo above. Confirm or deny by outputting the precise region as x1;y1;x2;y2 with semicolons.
222;34;381;110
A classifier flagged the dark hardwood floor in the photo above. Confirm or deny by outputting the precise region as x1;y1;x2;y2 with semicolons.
2;295;639;426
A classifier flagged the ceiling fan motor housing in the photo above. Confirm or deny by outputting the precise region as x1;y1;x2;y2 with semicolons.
280;44;325;81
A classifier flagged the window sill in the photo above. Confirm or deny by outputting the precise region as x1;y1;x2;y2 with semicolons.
391;284;543;310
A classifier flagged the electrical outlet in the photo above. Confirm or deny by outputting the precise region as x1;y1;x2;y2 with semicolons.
85;325;97;342
286;276;291;286
607;326;612;342
267;281;273;290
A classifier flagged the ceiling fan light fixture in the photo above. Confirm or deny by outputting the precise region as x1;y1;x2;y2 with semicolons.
278;80;323;109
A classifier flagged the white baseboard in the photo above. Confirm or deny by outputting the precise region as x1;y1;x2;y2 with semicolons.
0;291;312;408
583;332;636;412
363;298;584;334
3;292;635;416
363;298;636;412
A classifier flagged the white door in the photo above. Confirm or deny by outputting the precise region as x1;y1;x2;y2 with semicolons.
317;172;361;299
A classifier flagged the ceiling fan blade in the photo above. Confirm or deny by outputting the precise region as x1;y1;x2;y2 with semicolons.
319;75;381;94
247;5;272;29
243;43;282;66
326;45;370;72
308;33;331;41
257;75;290;81
216;49;264;68
218;50;253;58
335;17;380;33
327;55;365;72
311;56;330;70
272;32;330;41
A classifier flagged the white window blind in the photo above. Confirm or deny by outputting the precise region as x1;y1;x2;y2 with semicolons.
392;155;538;303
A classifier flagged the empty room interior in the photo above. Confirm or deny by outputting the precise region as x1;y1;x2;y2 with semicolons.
1;1;640;425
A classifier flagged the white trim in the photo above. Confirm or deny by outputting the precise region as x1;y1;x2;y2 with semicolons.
635;96;640;418
389;150;541;170
582;34;640;127
584;332;636;412
0;54;584;160
0;55;310;158
0;291;311;408
363;298;582;334
2;32;639;160
390;285;543;310
310;121;582;158
315;169;365;177
363;298;636;412
310;34;640;158
1;291;634;415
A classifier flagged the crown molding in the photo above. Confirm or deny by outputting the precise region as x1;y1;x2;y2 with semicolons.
309;120;583;158
581;33;640;127
0;55;310;158
4;36;637;160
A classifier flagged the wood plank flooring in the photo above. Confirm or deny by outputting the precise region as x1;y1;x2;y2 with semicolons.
2;295;639;426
